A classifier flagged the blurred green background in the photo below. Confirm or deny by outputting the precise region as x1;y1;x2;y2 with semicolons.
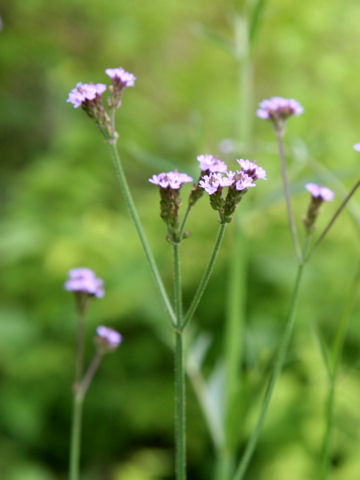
1;0;360;478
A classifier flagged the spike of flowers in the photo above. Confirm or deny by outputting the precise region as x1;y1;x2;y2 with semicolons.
95;326;122;352
65;268;105;298
67;83;107;109
257;97;303;132
303;183;334;233
105;67;136;109
197;154;228;173
149;170;193;242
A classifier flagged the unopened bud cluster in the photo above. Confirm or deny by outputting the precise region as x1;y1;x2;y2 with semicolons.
67;67;136;142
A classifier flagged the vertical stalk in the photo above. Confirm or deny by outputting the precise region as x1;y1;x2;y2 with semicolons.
69;397;83;480
69;352;103;480
275;129;302;262
108;142;176;326
74;302;86;387
173;243;186;479
320;264;360;479
233;236;311;480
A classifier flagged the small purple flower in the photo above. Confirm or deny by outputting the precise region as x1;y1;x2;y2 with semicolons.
237;159;267;180
96;326;122;350
65;268;104;298
67;82;107;108
257;97;303;121
234;172;256;191
149;171;193;190
305;183;334;202
105;68;136;88
353;143;360;152
197;154;228;173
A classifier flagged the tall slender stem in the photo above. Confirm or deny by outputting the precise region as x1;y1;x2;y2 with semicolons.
275;129;302;262
108;142;176;326
179;204;192;240
69;397;83;480
173;243;186;479
309;179;360;260
320;264;360;479
182;223;227;329
74;296;88;388
233;235;311;480
69;352;103;480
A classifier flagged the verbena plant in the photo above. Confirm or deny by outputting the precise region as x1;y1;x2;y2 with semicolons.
65;67;359;480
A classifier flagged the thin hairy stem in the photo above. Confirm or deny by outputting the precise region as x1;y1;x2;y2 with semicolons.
275;129;302;262
233;235;311;480
309;179;360;260
108;142;176;326
69;352;103;480
182;223;227;329
173;243;186;479
179;204;192;240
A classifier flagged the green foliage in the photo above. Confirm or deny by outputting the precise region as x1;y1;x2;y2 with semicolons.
1;0;360;478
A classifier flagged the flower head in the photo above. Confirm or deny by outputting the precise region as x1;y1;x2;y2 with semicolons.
199;172;233;195
237;159;267;180
65;268;104;298
105;67;136;88
234;171;256;191
67;82;107;108
96;326;122;352
353;143;360;152
305;183;334;202
197;154;228;173
257;97;303;122
149;171;193;190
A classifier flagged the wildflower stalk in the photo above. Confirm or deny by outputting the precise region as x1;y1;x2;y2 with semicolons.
108;141;176;326
69;352;103;480
233;234;311;480
275;128;302;261
308;179;360;260
74;296;88;387
182;222;227;329
173;242;186;479
320;264;360;480
179;204;192;240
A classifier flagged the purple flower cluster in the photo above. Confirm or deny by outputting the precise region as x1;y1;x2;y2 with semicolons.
96;326;122;351
65;268;105;298
149;171;193;190
197;154;227;173
105;68;136;88
257;97;303;122
305;183;334;202
199;159;266;196
353;143;360;152
67;83;107;109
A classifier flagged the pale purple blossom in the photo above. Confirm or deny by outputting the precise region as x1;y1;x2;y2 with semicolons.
96;326;122;350
305;183;334;202
234;172;256;191
353;143;360;152
197;154;228;173
65;268;105;298
149;171;193;190
105;68;136;87
257;97;303;121
237;159;267;180
199;172;236;194
67;83;107;108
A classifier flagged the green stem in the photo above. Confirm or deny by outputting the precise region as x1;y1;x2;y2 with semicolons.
108;142;176;326
275;129;302;262
69;353;102;480
233;236;310;480
173;243;186;479
182;223;227;329
320;264;360;479
179;204;192;240
74;298;87;388
69;397;83;480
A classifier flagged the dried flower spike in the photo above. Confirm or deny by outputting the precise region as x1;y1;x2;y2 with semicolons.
65;268;105;298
